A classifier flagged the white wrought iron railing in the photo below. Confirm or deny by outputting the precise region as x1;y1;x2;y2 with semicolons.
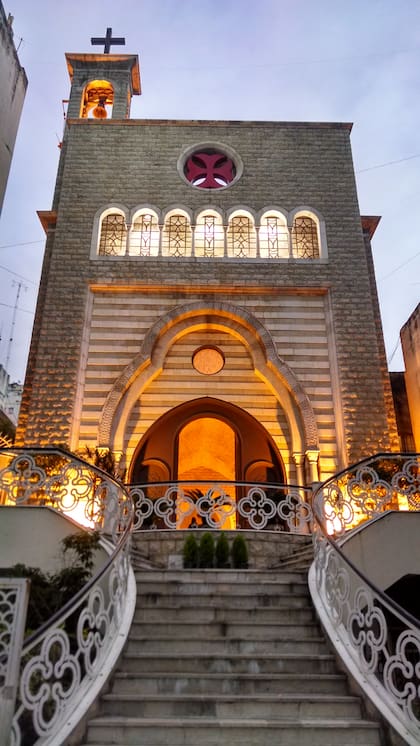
0;579;30;745
310;452;420;746
0;448;135;746
128;480;313;533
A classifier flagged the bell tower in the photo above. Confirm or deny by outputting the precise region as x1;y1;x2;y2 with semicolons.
65;28;140;120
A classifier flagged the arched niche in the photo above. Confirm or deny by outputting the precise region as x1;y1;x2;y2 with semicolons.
99;302;318;458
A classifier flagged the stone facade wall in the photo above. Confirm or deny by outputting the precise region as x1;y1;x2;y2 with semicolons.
78;291;336;480
17;118;397;468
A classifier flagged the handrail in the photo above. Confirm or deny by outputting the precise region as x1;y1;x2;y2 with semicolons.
128;480;313;532
310;452;420;746
0;447;136;746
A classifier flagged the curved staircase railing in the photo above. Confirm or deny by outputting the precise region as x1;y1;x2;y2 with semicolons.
0;448;135;746
309;452;420;746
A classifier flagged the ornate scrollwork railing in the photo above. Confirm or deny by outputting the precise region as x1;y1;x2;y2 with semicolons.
311;453;420;745
128;481;313;533
0;579;30;744
0;448;134;746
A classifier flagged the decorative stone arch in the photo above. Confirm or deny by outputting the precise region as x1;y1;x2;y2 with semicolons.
129;204;162;223
256;206;289;225
193;205;225;223
226;205;257;222
161;204;194;222
288;205;325;223
98;301;319;457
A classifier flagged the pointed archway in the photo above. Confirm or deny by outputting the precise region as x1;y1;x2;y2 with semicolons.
129;397;285;484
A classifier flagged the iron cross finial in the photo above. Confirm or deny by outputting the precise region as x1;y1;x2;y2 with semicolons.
91;27;125;54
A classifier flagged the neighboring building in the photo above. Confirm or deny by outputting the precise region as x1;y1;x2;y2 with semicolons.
17;40;399;488
0;1;27;215
0;363;22;441
389;371;415;451
400;303;420;451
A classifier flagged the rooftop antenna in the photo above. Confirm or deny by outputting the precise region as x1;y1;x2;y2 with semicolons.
5;280;27;374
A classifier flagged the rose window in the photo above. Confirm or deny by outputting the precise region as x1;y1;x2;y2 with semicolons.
184;149;236;189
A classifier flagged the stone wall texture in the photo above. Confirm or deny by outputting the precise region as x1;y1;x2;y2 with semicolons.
17;117;399;475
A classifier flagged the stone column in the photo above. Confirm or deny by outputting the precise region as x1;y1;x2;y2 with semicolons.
292;452;306;486
306;449;320;484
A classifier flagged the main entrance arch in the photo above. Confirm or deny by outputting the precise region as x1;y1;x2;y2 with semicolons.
129;397;285;485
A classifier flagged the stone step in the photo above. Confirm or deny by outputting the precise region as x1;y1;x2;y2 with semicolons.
135;582;309;599
134;569;308;584
137;590;310;608
84;716;382;745
126;635;329;656
99;693;362;720
133;605;314;623
111;671;349;696
128;620;320;639
121;652;339;675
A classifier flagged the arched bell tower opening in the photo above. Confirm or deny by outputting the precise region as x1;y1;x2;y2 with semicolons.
81;79;114;118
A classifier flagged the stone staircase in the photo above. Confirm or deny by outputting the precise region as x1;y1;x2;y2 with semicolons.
81;568;383;745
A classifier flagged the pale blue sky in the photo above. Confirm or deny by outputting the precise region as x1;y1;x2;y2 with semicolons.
0;0;419;381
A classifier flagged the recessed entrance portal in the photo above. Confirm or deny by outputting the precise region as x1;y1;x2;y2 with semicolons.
129;397;285;529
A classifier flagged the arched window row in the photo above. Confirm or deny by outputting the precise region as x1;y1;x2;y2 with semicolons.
94;206;326;260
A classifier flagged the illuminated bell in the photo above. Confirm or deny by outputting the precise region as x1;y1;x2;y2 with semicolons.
92;96;108;119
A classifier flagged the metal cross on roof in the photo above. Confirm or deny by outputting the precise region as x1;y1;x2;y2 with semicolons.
91;27;125;54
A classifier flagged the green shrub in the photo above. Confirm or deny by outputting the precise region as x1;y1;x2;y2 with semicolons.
1;530;100;635
215;533;230;568
183;533;199;568
198;532;214;568
61;530;101;573
231;535;248;569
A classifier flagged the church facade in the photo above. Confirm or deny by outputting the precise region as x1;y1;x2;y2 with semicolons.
16;45;398;487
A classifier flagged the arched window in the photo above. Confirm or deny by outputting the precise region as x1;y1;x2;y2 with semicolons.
291;214;320;259
98;211;127;256
259;212;289;258
129;210;160;256
227;211;256;258
81;79;114;119
162;210;192;257
194;210;225;257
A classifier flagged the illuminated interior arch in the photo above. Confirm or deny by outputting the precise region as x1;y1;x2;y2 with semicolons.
81;79;114;119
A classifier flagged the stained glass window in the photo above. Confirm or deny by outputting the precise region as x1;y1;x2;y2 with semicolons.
292;216;320;259
98;213;127;256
